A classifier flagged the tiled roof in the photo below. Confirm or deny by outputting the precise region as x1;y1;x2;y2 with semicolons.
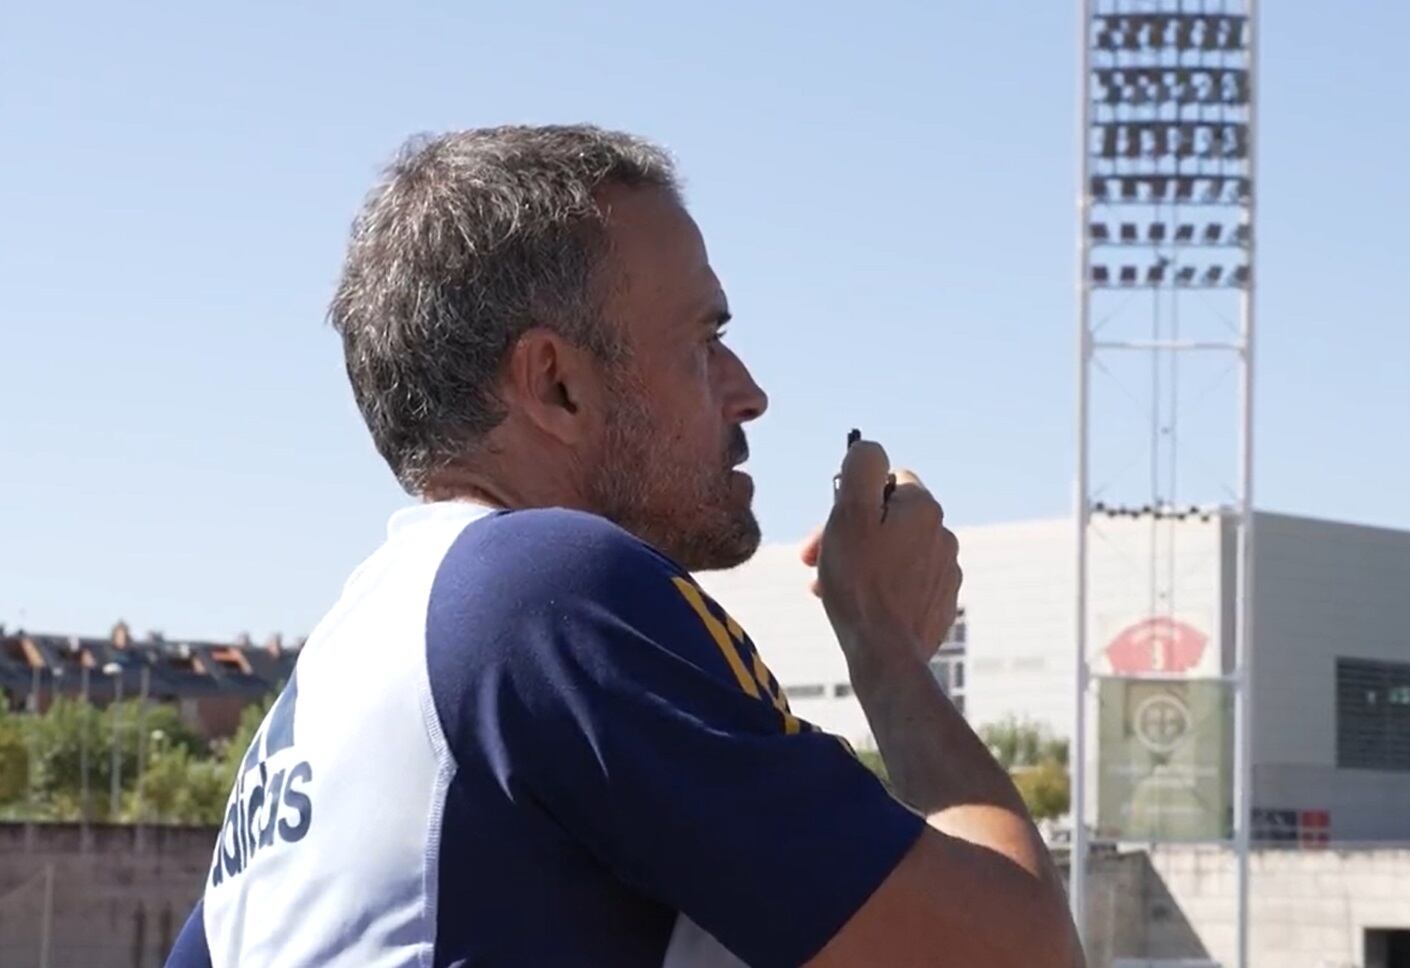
0;627;299;704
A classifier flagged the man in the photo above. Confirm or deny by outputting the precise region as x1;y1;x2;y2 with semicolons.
167;125;1082;967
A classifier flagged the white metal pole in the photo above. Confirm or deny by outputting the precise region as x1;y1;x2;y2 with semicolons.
38;861;54;968
1071;0;1093;944
110;672;123;820
27;665;41;822
1233;3;1259;966
80;664;90;824
136;664;150;846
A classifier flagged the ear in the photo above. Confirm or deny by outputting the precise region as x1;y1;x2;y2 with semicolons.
500;328;605;445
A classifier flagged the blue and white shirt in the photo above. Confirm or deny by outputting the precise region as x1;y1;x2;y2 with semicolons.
166;502;923;968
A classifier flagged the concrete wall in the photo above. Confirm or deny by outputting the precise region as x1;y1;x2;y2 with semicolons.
1140;846;1410;968
2;823;1406;968
1250;514;1410;841
1067;846;1410;968
0;823;208;968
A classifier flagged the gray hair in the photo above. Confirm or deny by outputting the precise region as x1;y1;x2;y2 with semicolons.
328;124;678;492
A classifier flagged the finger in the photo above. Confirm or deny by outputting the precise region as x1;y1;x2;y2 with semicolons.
800;527;823;566
887;482;943;528
836;440;890;509
889;470;944;522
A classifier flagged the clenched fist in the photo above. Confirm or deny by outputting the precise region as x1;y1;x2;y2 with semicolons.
802;438;961;669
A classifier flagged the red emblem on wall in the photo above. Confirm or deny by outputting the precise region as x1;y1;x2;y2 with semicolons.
1104;617;1208;674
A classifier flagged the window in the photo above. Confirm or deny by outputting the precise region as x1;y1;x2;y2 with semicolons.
785;684;825;701
944;607;967;646
1337;658;1410;772
930;658;952;692
833;683;854;699
927;656;966;707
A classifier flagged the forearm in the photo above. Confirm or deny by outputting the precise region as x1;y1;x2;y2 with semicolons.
849;645;1084;965
813;440;1083;964
848;644;1058;884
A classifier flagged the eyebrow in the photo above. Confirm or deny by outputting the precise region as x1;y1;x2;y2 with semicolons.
700;306;731;329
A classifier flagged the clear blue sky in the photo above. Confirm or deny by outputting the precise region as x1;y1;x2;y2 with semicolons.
3;1;1406;640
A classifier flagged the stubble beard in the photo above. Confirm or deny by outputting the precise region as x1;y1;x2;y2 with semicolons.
586;376;760;572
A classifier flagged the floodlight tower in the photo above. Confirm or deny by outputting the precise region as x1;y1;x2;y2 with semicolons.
1072;1;1257;965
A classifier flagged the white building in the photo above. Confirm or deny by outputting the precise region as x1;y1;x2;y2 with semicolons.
695;511;1410;842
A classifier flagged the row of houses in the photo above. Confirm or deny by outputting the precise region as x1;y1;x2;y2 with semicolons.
0;622;300;738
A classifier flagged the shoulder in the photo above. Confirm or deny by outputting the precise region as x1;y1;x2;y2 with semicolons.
431;507;685;607
425;507;747;703
423;508;752;762
426;507;721;673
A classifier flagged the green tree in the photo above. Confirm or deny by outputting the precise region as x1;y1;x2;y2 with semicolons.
219;693;275;781
0;708;30;805
137;692;275;825
135;742;230;825
0;687;281;825
1011;758;1071;822
979;717;1071;822
26;698;114;819
17;698;209;821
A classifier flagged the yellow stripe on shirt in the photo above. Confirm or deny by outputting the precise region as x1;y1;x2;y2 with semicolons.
671;577;759;699
750;644;802;735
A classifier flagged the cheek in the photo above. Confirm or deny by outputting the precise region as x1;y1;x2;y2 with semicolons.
657;351;720;423
653;403;719;471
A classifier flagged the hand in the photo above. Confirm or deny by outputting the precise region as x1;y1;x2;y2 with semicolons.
802;439;961;668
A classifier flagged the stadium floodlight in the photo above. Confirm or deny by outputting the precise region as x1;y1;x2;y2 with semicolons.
1078;2;1256;963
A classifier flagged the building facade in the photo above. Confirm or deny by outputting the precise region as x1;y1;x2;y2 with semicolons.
695;511;1410;842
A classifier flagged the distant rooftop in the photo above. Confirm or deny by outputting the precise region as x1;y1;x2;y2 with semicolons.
0;621;300;705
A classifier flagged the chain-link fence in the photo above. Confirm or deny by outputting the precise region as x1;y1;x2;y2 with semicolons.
0;823;208;968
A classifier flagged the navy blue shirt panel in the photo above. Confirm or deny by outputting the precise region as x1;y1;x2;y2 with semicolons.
164;899;212;968
425;508;924;968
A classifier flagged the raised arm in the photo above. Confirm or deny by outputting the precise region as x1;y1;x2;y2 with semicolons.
804;440;1084;968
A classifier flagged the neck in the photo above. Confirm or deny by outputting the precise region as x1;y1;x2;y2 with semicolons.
421;445;593;516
